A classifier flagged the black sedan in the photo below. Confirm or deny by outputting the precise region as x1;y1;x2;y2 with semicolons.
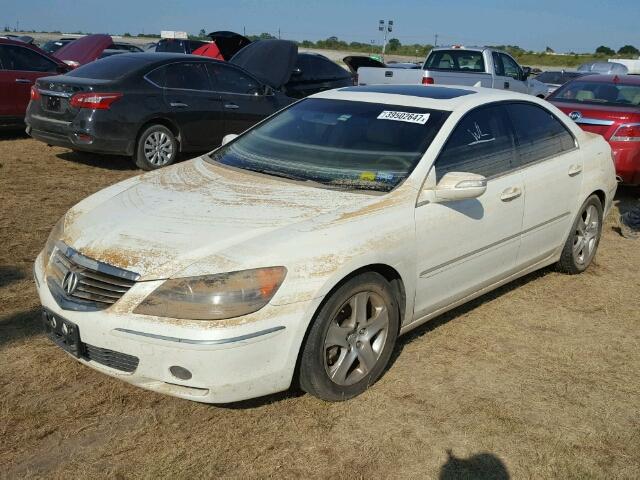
26;40;353;169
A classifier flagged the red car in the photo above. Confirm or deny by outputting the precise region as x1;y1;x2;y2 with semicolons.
0;38;68;126
548;74;640;185
52;34;114;68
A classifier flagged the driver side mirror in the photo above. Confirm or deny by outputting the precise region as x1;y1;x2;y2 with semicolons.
521;66;531;80
433;172;487;202
221;133;238;146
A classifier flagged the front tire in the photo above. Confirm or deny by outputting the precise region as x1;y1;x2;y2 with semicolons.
134;124;178;170
557;195;603;274
299;272;399;402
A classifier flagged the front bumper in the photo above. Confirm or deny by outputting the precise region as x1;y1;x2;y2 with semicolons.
34;253;317;403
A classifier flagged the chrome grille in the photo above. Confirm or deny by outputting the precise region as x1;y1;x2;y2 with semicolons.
46;243;140;311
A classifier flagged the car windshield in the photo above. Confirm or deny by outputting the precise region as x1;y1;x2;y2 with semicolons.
550;80;640;107
207;98;449;192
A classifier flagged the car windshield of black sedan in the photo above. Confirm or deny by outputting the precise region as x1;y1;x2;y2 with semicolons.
207;99;449;192
551;81;640;107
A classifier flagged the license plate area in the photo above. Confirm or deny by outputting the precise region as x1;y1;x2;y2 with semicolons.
43;95;62;112
42;310;83;357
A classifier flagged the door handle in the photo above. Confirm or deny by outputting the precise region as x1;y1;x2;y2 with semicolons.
500;187;522;202
15;78;32;84
169;102;189;108
224;103;240;109
504;81;510;89
568;164;583;177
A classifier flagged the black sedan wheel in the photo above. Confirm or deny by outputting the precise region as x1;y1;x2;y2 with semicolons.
134;124;177;170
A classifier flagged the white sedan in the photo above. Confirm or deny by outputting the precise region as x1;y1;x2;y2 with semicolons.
35;85;617;403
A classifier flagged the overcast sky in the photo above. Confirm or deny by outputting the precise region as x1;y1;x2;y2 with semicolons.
3;0;639;53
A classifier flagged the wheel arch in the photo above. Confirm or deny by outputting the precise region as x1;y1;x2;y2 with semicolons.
135;117;182;152
290;263;407;390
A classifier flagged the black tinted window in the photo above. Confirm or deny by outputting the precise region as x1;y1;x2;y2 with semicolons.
66;55;144;80
425;50;485;72
155;39;186;53
163;62;211;90
0;45;57;72
435;105;516;181
207;64;260;94
506;103;575;165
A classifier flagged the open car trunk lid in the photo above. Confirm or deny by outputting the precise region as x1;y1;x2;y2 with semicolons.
230;39;297;89
342;55;386;74
53;34;113;66
207;31;251;60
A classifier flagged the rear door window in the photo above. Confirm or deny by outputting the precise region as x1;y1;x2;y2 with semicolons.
163;62;212;91
434;104;516;181
505;103;576;165
425;50;485;72
206;64;261;94
0;45;58;72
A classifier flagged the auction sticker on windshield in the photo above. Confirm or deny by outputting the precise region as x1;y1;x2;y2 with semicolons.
377;111;430;124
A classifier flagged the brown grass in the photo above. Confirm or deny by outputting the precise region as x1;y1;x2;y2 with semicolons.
1;132;639;479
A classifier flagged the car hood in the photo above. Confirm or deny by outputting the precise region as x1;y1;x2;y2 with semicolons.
61;157;373;281
230;39;297;89
208;31;251;60
53;34;112;65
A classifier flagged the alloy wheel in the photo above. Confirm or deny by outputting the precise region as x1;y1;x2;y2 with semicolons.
573;204;600;266
323;291;390;386
143;131;174;166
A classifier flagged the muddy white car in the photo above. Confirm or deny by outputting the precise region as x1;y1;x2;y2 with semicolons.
35;84;617;403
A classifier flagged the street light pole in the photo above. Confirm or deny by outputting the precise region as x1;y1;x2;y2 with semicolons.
378;19;393;61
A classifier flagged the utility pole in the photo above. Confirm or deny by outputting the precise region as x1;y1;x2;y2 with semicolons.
278;27;281;39
378;19;393;61
434;33;438;47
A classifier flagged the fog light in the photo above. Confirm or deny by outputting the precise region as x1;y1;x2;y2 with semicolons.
169;366;192;380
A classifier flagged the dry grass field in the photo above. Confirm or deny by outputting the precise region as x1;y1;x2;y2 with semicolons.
0;132;639;479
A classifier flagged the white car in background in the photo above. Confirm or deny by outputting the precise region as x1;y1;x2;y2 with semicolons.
356;47;549;98
35;84;617;403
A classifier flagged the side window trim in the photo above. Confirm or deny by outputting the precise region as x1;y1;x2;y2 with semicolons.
207;63;262;96
432;102;518;182
504;101;579;170
3;45;57;72
144;61;214;92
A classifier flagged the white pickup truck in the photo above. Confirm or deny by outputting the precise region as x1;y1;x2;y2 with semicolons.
356;46;548;97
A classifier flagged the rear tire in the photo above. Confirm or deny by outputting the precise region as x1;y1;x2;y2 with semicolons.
557;195;603;274
299;272;399;402
134;124;178;170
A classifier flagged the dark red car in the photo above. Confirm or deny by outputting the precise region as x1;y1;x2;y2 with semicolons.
0;38;68;126
548;74;640;185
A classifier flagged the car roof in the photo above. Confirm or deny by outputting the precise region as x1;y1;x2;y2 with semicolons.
312;84;541;112
569;74;640;85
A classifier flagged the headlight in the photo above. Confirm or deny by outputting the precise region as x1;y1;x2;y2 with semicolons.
134;267;287;320
44;215;66;264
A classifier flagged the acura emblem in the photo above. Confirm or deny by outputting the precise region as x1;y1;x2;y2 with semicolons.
62;270;80;295
49;83;55;90
569;111;582;121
